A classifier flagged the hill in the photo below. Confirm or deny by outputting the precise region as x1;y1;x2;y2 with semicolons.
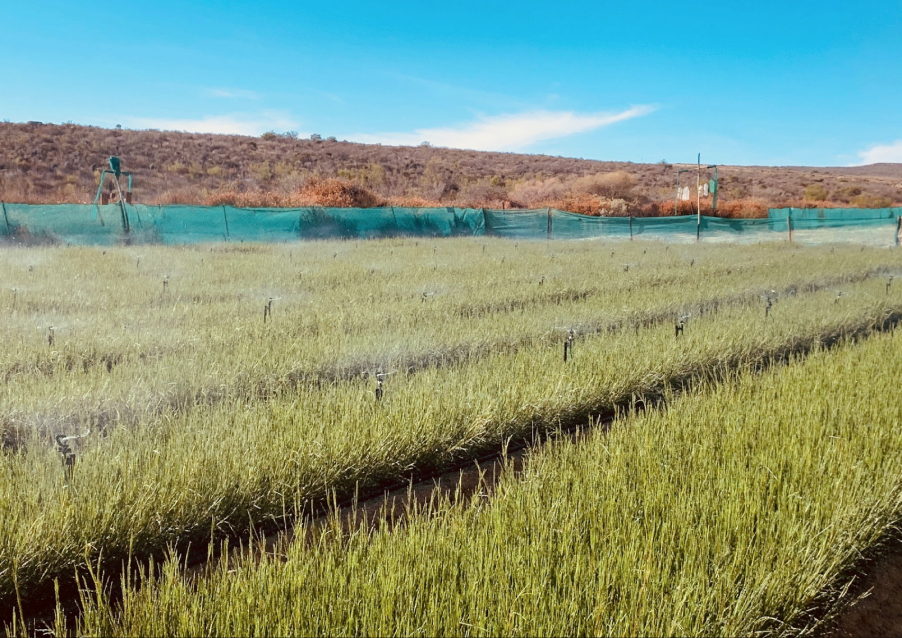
0;122;900;215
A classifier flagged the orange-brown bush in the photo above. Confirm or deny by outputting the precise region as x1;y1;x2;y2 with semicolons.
636;198;769;219
296;177;383;208
383;196;445;208
507;177;569;207
571;170;637;199
2;122;901;214
204;178;384;208
544;193;630;216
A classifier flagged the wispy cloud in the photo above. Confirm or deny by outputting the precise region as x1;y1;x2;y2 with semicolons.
124;111;299;136
348;106;655;151
857;139;902;164
206;88;259;100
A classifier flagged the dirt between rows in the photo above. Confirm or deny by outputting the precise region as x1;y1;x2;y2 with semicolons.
207;421;604;569
821;536;902;637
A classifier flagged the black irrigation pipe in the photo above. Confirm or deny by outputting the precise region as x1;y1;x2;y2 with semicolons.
9;307;902;635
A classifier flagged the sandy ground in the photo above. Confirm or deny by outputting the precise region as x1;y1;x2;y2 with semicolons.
823;537;902;637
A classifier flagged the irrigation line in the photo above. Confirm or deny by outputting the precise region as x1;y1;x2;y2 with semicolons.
2;267;896;451
294;266;898;387
12;307;902;632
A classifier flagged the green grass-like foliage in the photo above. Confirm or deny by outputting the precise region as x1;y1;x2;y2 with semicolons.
1;239;901;615
77;332;902;637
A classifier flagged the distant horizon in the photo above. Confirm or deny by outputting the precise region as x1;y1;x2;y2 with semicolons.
1;1;899;168
4;119;900;171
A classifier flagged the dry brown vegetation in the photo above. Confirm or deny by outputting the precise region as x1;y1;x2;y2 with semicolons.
1;121;900;216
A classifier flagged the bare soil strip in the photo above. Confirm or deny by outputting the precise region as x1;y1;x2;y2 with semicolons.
819;534;902;637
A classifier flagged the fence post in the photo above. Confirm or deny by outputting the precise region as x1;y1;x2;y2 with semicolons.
547;207;552;240
629;216;633;240
482;208;489;236
696;217;701;242
1;202;10;236
222;205;230;240
788;209;793;243
896;216;901;247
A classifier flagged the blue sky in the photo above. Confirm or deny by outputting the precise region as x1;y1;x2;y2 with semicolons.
1;1;900;166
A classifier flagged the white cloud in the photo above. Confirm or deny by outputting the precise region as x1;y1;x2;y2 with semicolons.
858;139;902;164
206;88;259;100
349;106;655;151
124;111;299;136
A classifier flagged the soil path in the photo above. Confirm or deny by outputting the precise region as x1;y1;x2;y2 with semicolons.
823;538;902;637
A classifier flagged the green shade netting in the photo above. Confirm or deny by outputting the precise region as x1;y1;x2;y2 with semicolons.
2;203;898;245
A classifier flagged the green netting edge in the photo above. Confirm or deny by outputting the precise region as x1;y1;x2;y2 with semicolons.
1;203;900;245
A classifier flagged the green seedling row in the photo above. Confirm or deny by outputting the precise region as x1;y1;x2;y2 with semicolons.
1;263;900;611
74;330;902;637
2;241;898;441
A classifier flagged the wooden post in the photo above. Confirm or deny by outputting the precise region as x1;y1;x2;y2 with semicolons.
547;207;552;240
788;210;793;243
896;216;901;247
222;205;230;240
629;216;633;240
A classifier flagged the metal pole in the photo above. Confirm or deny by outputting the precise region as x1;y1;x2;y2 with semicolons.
1;202;10;236
695;153;702;241
92;170;109;226
112;173;129;234
788;210;793;242
896;216;900;247
222;205;230;240
629;215;633;240
547;207;552;240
